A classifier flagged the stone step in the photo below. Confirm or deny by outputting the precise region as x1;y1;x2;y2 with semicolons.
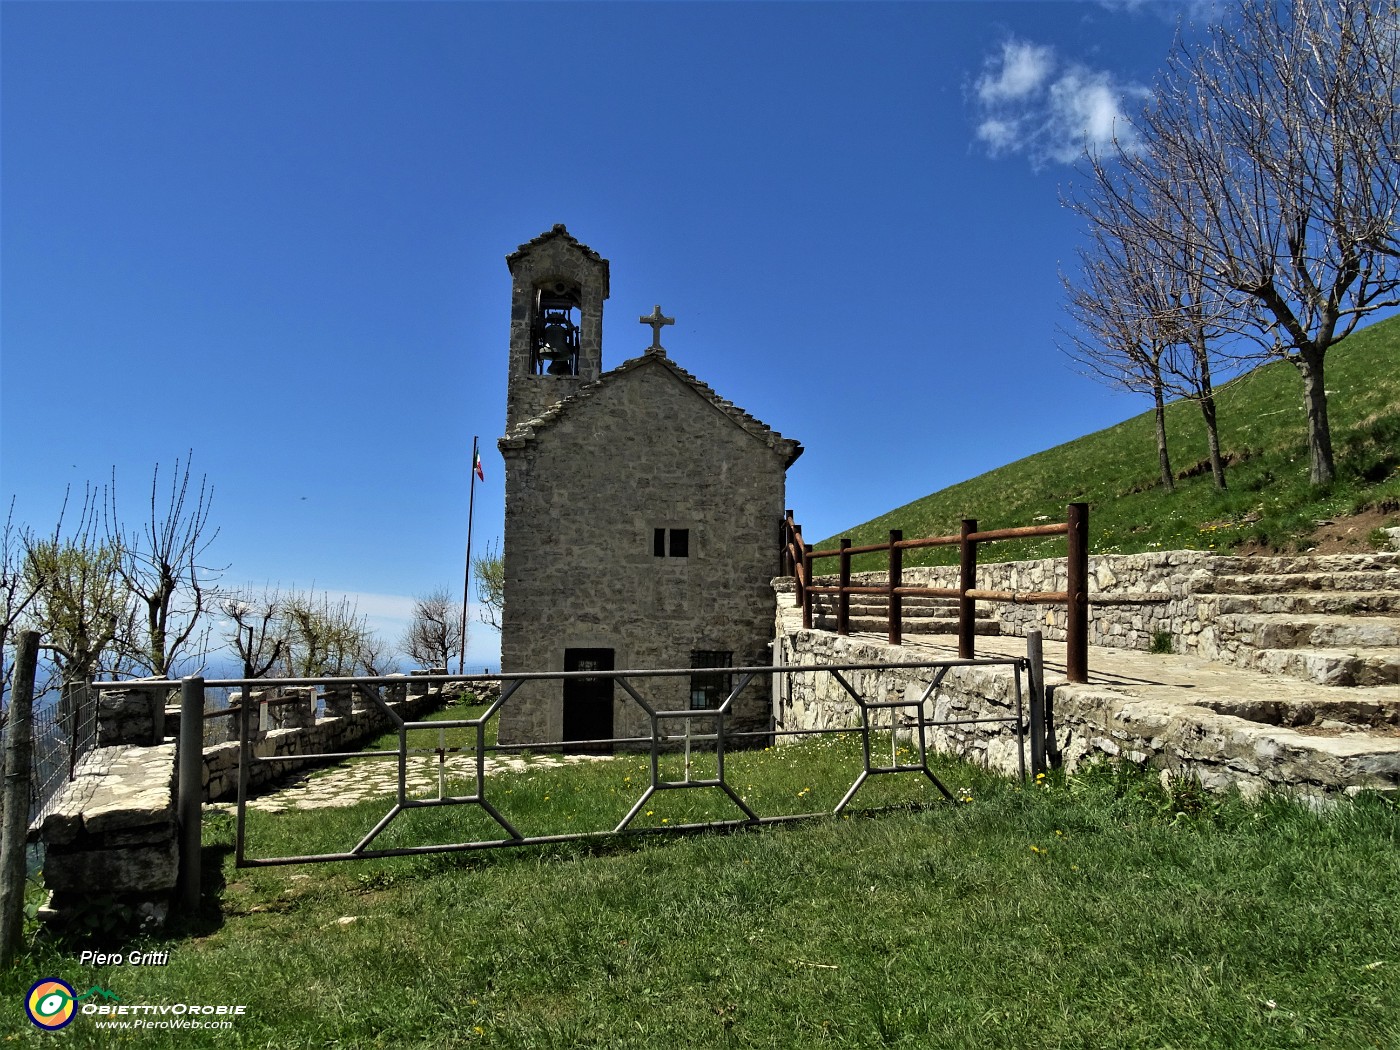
1212;552;1400;575
1215;591;1400;616
810;614;1002;636
1220;613;1400;650
1252;647;1400;687
1202;570;1400;595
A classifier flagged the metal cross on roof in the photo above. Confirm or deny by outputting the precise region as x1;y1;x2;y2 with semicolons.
640;304;674;351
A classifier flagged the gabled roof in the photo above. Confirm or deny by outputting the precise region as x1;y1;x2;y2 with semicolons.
505;224;607;273
500;349;803;467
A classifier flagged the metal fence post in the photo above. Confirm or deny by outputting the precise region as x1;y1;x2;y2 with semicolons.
0;631;40;967
1027;630;1046;776
178;676;205;915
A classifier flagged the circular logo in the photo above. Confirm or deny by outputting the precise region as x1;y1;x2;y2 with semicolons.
26;978;77;1030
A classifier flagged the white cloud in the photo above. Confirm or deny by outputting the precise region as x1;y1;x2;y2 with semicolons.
970;38;1149;168
976;40;1055;104
975;117;1023;156
1044;67;1147;163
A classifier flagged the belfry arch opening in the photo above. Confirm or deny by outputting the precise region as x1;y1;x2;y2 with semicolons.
530;279;582;376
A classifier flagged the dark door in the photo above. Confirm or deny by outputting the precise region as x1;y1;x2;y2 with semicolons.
562;648;614;753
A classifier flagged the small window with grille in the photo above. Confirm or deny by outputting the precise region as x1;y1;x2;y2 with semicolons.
690;650;732;710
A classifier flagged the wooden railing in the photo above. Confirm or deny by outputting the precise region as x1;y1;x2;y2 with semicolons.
782;504;1089;683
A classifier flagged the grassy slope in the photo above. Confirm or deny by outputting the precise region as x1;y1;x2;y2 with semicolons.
820;315;1400;572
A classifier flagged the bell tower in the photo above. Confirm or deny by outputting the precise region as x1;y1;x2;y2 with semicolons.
504;225;610;432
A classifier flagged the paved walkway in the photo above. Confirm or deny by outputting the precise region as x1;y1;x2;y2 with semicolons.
208;751;613;813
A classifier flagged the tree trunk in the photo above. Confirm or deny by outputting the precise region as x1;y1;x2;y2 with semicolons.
1200;392;1227;490
1189;336;1226;489
1153;378;1175;492
1295;347;1336;486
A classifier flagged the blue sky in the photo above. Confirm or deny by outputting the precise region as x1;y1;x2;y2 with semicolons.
2;1;1222;671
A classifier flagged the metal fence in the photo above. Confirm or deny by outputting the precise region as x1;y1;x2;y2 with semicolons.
202;643;1045;871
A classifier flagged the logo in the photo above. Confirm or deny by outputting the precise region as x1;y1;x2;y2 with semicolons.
25;978;78;1030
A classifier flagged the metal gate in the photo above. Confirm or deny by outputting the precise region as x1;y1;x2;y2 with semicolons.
198;646;1045;871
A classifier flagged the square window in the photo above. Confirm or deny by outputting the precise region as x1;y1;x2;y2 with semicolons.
669;528;689;558
690;650;732;710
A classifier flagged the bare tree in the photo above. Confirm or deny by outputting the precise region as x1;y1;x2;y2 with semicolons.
106;453;221;676
279;589;380;678
220;587;288;679
1119;0;1400;485
472;540;503;633
355;631;400;677
400;588;463;671
1061;206;1181;492
1067;156;1250;491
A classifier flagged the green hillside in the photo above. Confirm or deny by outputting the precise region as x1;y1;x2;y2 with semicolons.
819;314;1400;571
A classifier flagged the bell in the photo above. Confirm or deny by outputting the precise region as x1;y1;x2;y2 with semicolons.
542;323;570;352
540;317;575;374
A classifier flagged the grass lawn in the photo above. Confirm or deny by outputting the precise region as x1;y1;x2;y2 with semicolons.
4;732;1398;1049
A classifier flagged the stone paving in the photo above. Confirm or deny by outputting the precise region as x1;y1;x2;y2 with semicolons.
207;750;613;813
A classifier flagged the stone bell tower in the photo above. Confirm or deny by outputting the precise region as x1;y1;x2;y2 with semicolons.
504;224;610;432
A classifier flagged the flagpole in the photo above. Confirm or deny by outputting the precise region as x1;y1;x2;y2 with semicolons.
459;435;479;674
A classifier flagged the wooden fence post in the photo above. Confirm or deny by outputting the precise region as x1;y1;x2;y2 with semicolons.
838;539;851;636
801;544;813;630
1066;503;1089;683
958;519;978;659
1;630;40;967
888;530;903;646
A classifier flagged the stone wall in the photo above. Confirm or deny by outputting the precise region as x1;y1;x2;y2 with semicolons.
773;602;1400;798
499;356;795;745
37;677;472;926
200;686;453;801
38;743;180;929
774;626;1033;775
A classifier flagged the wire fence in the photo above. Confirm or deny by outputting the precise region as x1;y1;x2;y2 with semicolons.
23;684;97;830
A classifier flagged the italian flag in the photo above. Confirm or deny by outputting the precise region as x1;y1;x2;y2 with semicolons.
474;448;486;482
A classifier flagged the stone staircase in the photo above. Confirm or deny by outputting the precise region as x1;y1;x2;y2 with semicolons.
807;594;1002;638
1201;553;1400;686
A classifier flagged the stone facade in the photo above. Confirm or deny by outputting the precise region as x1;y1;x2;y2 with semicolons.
497;227;801;746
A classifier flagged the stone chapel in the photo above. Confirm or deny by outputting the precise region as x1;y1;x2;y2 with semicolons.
496;225;803;749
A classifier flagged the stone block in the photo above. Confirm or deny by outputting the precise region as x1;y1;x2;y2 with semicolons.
45;839;178;895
